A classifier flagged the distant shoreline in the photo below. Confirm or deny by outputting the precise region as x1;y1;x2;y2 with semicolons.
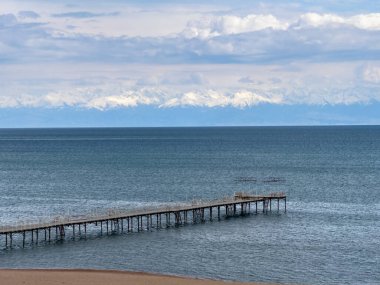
0;125;379;130
0;269;280;285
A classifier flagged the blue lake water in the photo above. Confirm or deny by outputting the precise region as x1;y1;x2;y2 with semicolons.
0;126;379;285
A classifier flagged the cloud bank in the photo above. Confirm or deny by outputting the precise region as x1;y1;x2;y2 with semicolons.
2;11;380;65
184;12;380;39
1;1;380;113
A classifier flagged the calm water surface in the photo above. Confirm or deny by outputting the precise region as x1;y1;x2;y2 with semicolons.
0;127;379;285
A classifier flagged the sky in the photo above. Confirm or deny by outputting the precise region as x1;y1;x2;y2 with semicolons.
1;0;380;127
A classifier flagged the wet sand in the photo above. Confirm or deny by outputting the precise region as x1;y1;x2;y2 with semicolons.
0;269;279;285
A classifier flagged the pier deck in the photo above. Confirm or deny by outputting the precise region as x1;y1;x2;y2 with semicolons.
0;192;286;249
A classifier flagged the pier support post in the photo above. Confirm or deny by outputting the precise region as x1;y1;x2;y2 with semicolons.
59;226;65;238
174;212;181;226
285;198;287;212
23;231;25;248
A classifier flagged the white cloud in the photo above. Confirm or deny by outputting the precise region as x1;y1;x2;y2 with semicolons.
185;12;380;39
361;65;380;84
184;14;288;39
347;13;380;30
294;13;345;28
294;12;380;30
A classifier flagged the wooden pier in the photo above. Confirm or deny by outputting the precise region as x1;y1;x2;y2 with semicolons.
0;192;286;249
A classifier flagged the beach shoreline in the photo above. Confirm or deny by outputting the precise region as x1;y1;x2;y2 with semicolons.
0;269;280;285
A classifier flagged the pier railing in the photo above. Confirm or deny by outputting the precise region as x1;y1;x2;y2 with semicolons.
0;192;286;249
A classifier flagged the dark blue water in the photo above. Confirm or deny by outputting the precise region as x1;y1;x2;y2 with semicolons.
0;127;379;285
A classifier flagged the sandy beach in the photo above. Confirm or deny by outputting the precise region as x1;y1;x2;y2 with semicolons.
0;269;279;285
